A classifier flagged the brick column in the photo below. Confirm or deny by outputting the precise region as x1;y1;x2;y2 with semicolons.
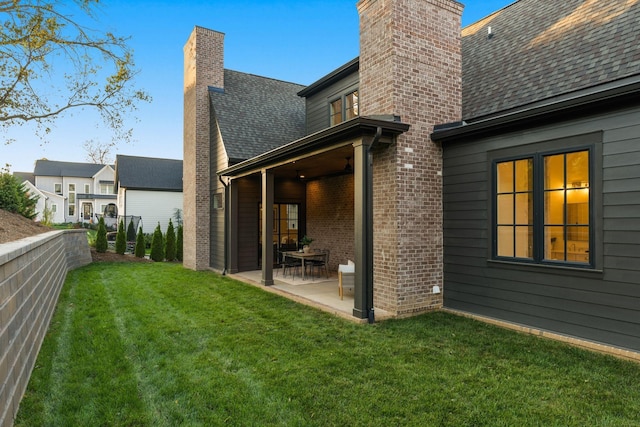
357;0;463;316
183;27;224;270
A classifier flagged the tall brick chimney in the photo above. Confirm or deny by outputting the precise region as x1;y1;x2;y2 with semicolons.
357;0;463;316
183;27;224;270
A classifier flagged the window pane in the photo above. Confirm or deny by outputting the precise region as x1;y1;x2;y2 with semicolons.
330;98;342;125
567;151;589;188
515;193;532;225
496;162;513;193
544;154;564;190
515;226;533;258
497;194;514;224
346;91;359;120
545;226;565;260
497;226;514;257
544;190;565;224
515;159;532;191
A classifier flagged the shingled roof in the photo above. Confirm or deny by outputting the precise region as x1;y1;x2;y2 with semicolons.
115;155;182;191
462;0;640;120
210;70;306;162
33;160;109;177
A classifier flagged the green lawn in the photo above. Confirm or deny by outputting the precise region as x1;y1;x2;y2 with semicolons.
16;263;640;426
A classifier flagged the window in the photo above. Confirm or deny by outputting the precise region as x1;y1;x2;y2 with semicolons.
100;183;114;194
68;183;76;217
329;90;358;126
213;193;223;209
84;183;91;194
54;183;62;194
494;148;591;266
51;204;57;213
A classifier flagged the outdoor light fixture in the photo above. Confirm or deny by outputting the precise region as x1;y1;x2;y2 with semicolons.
344;156;352;172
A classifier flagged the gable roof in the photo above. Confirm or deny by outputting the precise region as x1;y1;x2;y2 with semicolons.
462;0;640;120
210;69;306;162
115;155;183;191
13;171;34;184
33;160;109;178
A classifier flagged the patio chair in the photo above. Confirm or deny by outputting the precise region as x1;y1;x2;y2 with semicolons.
309;249;330;279
279;251;302;279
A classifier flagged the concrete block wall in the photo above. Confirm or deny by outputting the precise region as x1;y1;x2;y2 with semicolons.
358;0;463;316
0;230;91;427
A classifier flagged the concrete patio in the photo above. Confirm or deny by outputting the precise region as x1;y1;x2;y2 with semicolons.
229;270;392;322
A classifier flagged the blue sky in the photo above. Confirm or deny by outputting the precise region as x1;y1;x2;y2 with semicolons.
2;0;514;173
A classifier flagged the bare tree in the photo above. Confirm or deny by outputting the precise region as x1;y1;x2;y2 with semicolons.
83;139;113;164
0;0;150;143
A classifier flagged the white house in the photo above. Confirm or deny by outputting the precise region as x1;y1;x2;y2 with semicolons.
32;160;117;224
114;155;183;233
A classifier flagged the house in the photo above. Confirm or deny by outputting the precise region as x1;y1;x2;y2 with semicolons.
114;155;183;233
32;160;117;224
183;0;640;356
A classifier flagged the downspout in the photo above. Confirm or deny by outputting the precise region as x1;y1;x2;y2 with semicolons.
219;175;229;275
366;126;382;324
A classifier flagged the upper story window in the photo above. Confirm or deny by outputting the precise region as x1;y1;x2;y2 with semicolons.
100;183;114;194
494;148;592;266
84;183;91;194
330;90;358;126
54;183;62;194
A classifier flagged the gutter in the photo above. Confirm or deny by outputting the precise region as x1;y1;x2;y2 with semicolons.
432;75;640;142
218;175;228;276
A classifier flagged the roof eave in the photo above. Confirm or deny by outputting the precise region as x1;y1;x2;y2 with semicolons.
218;116;409;178
433;75;640;143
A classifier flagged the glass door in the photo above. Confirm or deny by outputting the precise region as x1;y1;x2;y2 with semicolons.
259;203;300;266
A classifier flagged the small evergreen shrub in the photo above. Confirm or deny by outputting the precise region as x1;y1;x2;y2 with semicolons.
115;219;126;255
150;223;164;262
135;227;146;258
176;224;183;262
127;218;136;242
95;217;108;253
165;219;176;261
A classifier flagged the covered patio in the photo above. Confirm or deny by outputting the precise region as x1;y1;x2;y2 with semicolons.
217;117;409;322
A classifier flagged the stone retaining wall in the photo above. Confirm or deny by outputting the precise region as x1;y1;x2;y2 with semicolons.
0;230;91;427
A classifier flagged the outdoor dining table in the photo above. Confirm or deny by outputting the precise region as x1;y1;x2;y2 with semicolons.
283;250;325;280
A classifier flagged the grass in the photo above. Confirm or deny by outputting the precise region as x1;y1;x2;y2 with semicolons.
16;263;640;426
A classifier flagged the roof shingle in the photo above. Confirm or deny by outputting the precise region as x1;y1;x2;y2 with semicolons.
115;155;182;191
462;0;640;120
210;70;306;162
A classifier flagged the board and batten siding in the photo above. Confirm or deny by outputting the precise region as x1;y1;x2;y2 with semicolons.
123;189;183;234
304;70;359;135
441;105;640;353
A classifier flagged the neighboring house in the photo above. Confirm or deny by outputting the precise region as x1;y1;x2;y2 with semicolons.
114;155;183;233
183;0;640;355
32;160;117;224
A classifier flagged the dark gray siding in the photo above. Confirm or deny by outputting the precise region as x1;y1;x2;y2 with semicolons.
442;105;640;352
234;176;307;272
304;70;359;135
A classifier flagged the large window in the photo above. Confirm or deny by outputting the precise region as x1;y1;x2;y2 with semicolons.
330;90;358;126
68;183;76;217
495;148;591;266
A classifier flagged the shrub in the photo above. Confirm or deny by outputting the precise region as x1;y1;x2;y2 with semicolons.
95;217;108;253
165;219;176;261
176;224;183;262
0;172;38;219
126;218;136;242
134;227;146;258
150;223;164;262
115;219;126;255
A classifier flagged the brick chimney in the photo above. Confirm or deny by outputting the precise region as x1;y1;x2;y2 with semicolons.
357;0;463;316
183;27;224;270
